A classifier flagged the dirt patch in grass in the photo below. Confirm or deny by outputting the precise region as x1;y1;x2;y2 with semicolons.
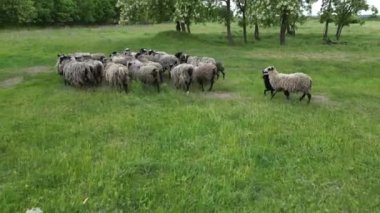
23;65;51;74
203;91;240;100
0;77;23;88
312;94;338;106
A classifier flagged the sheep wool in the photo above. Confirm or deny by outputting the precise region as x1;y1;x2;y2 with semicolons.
135;64;161;92
193;63;218;91
170;64;194;92
265;66;312;103
104;62;130;93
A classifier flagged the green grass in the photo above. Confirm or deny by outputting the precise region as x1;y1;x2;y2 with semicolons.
0;20;380;212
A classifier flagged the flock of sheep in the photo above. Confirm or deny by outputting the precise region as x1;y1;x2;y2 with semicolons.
55;48;312;103
56;48;225;93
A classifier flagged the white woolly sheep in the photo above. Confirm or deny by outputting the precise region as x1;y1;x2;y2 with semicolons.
264;66;312;103
193;63;218;91
170;64;194;92
104;62;130;93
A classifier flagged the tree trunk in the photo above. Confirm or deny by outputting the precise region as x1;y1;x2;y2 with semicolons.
323;0;332;40
186;22;191;34
242;10;247;43
176;21;181;32
336;24;343;40
323;20;329;40
180;21;186;32
226;0;233;45
254;23;260;40
280;12;288;45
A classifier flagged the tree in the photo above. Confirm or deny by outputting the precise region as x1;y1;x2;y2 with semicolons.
235;0;248;43
0;0;36;25
320;0;335;40
246;0;276;41
173;0;205;33
333;0;369;40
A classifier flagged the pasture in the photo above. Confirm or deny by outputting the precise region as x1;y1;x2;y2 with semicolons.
0;20;379;212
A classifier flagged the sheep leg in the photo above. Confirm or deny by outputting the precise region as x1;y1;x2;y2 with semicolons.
123;83;129;93
299;93;306;101
156;81;160;93
284;91;290;100
271;91;278;99
307;93;311;104
200;82;204;91
208;79;214;91
220;70;226;79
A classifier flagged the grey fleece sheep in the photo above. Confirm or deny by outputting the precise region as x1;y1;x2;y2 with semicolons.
264;66;312;103
111;54;135;66
159;54;180;74
193;63;218;91
104;62;130;93
170;64;194;92
175;52;225;79
60;56;95;87
135;65;161;92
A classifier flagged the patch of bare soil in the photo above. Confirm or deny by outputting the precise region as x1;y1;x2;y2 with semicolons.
0;77;23;88
312;94;338;106
204;91;239;100
23;66;51;74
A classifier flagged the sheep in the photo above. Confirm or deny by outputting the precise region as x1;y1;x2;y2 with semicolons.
104;62;130;93
135;64;161;92
262;69;274;95
158;54;180;75
60;56;95;87
175;52;225;79
84;59;104;85
264;66;312;103
111;54;134;66
193;63;218;91
90;53;106;61
170;64;194;92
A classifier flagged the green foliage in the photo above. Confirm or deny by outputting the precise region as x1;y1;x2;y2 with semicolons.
333;0;369;27
0;0;118;26
0;0;36;25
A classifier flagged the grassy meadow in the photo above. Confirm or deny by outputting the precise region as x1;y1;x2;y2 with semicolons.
0;20;379;212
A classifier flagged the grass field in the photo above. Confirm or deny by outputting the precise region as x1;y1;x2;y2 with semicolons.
0;20;379;212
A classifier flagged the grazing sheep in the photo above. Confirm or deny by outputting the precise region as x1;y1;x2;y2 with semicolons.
104;62;130;93
264;66;312;103
170;64;194;92
60;57;95;87
135;64;161;92
262;69;274;95
193;63;218;91
215;62;225;79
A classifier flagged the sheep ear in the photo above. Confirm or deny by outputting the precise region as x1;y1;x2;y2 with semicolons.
174;52;182;58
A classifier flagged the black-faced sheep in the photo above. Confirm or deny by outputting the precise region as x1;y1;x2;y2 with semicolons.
264;66;312;103
104;62;130;93
170;64;194;92
262;69;274;95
